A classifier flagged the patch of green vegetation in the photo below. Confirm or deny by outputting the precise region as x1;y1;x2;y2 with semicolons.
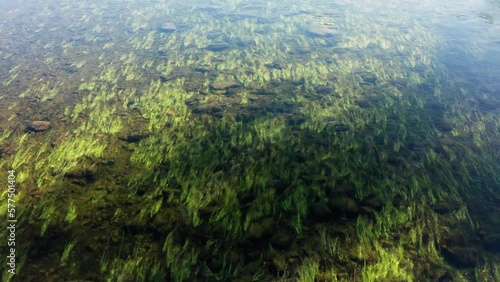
60;239;77;263
297;258;320;282
34;135;105;186
361;242;414;282
163;230;200;282
475;261;500;281
101;253;165;282
64;200;78;223
40;198;57;236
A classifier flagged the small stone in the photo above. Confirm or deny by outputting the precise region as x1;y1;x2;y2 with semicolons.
27;121;51;132
159;22;177;32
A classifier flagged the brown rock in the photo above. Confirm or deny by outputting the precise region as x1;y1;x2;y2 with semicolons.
27;121;51;132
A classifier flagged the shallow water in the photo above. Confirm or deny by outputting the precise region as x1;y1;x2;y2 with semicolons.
0;0;499;281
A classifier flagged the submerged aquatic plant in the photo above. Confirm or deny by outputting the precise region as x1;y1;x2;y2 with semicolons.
0;0;498;281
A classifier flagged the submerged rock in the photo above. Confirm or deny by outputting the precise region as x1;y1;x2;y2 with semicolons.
205;42;230;52
194;66;211;73
159;22;177;32
307;23;339;37
27;121;51;132
210;80;241;91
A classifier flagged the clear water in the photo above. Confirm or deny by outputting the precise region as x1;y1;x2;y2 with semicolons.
0;0;499;281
